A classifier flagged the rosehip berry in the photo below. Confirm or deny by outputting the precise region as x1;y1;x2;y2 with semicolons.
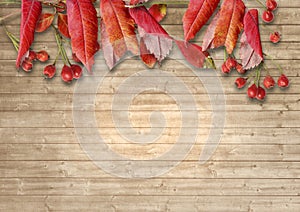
263;75;275;89
235;77;247;89
225;57;237;70
56;2;66;13
61;65;73;83
72;53;81;63
247;83;258;99
43;64;56;79
256;86;266;101
21;59;33;72
28;50;37;61
277;74;289;88
71;64;83;79
266;0;277;11
221;63;231;74
270;31;281;43
262;10;274;23
236;63;246;74
36;50;49;62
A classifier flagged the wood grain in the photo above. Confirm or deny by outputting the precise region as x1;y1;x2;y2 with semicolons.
0;1;299;211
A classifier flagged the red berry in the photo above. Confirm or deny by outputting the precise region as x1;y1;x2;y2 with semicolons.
263;75;275;89
28;50;37;61
72;53;81;63
247;84;258;99
71;64;83;79
21;59;33;72
277;74;289;88
221;63;231;74
36;50;49;62
225;57;237;70
256;86;266;101
56;2;66;13
43;64;56;79
262;10;274;23
61;65;73;83
266;0;277;11
269;31;281;43
236;63;246;74
235;77;247;89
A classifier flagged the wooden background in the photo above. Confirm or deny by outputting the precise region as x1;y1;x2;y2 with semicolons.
1;0;300;211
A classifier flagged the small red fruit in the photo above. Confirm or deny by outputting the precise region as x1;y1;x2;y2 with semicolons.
36;50;49;62
262;10;274;23
256;86;266;101
225;57;237;70
270;31;281;43
266;0;277;11
61;65;73;83
277;74;289;88
247;84;258;99
56;2;66;13
21;59;33;72
221;63;230;74
71;64;83;79
28;50;37;61
263;75;275;89
236;63;246;74
43;64;56;79
235;77;247;89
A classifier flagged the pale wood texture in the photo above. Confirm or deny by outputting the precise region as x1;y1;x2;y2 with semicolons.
0;0;300;211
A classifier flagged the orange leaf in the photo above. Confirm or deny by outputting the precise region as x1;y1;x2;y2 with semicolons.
100;0;139;67
35;13;54;33
183;0;220;42
66;0;99;71
57;13;70;38
212;0;245;54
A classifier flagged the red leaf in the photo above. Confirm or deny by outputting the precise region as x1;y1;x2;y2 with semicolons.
129;0;149;5
57;13;70;38
139;37;157;68
175;40;206;68
148;4;167;23
35;13;54;33
212;0;245;54
100;0;139;68
183;0;220;42
202;11;220;51
16;0;42;67
66;0;99;71
240;9;263;70
129;6;172;62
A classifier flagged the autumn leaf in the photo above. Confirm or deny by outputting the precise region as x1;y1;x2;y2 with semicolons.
66;0;99;71
183;0;220;42
35;13;54;33
16;0;42;67
148;4;167;22
129;6;172;62
202;11;220;51
129;0;149;5
213;0;245;54
240;9;263;70
175;40;207;68
57;13;70;38
100;0;139;68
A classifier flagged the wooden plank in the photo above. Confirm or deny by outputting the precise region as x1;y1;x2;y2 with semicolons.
0;127;299;145
0;143;299;161
1;178;300;196
1;161;300;179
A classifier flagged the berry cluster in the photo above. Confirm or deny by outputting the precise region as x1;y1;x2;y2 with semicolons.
262;0;277;23
221;57;245;75
21;50;49;72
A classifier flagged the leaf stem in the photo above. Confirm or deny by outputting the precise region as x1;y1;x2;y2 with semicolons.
254;0;267;9
3;25;19;51
52;25;71;66
263;52;284;74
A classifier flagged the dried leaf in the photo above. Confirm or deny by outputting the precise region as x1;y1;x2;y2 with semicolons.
57;13;70;38
213;0;245;54
183;0;220;42
129;6;172;62
66;0;99;71
16;0;42;67
100;0;139;67
202;11;220;51
240;9;263;70
35;13;54;33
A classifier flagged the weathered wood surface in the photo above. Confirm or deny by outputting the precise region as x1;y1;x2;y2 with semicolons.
0;1;300;211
